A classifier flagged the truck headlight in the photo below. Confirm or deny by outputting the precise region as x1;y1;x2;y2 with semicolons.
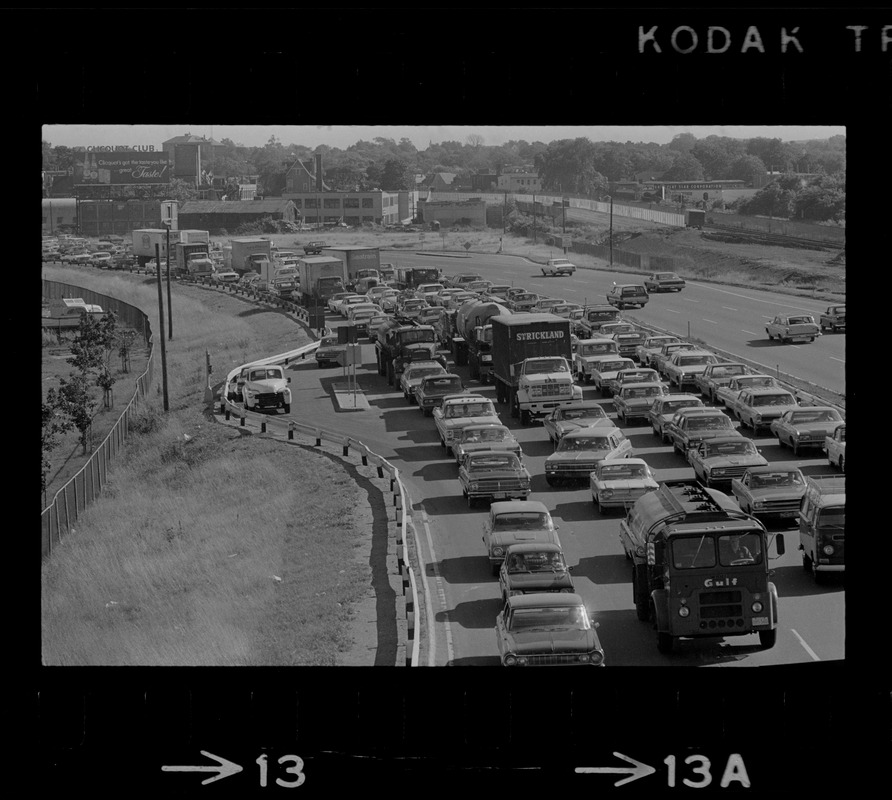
481;354;492;362
822;544;835;555
753;500;767;509
752;601;763;613
601;489;614;499
678;605;690;617
712;468;727;476
492;546;504;557
470;482;479;491
504;654;518;666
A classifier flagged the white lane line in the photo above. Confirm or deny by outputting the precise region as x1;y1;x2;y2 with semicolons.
790;628;821;662
830;356;846;364
721;306;739;312
667;308;681;314
702;319;719;324
741;330;761;337
420;509;455;665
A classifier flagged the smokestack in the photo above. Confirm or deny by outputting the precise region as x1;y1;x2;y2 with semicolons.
315;153;323;191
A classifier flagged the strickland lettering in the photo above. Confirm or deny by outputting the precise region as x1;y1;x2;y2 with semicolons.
515;330;565;341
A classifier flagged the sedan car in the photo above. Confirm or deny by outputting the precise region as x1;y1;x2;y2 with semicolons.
314;334;346;368
644;272;686;292
495;593;604;667
734;388;800;434
637;335;681;367
647;394;705;442
452;423;523;466
416;373;466;416
730;466;807;522
482;500;561;576
339;294;372;317
606;366;662;397
399;361;447;403
769;406;845;455
498;543;574;602
688;436;769;489
531;297;566;314
542;401;611;445
606;283;649;309
541;258;577;277
459;451;531;507
506;291;540;312
434;396;500;451
612;382;666;424
824;423;846;472
544;426;632;485
432;288;467;307
378;289;403;313
716;373;780;413
766;314;821;343
328;292;363;314
442;291;477;311
590;357;637;395
589;457;659;514
693;362;750;403
89;252;114;268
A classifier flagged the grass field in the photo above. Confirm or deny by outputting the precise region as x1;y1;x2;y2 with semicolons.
41;221;844;665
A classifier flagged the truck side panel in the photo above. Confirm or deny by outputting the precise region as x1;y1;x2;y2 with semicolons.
490;314;572;387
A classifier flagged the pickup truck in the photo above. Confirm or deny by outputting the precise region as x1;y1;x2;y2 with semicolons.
241;364;292;414
541;258;577;277
303;240;327;255
819;304;846;333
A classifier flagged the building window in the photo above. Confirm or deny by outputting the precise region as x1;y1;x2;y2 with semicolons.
305;198;318;209
323;197;341;209
344;198;359;208
292;198;302;208
361;197;374;208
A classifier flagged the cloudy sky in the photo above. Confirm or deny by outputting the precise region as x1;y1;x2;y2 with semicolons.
42;125;844;151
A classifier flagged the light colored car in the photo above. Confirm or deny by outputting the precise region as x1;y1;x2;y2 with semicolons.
464;280;493;295
328;292;362;314
599;321;637;338
590;457;659;514
238;271;261;288
688;436;768;488
366;314;393;343
770;406;845;455
89;252;113;268
416;373;466;416
484;284;512;301
550;301;583;320
824;423;846;472
482;500;561;576
544;426;632;485
395;297;431;319
399;361;447;403
715;374;779;412
541;258;577;277
364;285;392;304
314;334;346;368
651;341;699;375
766;314;821;344
506;291;540;312
542;401;612;445
434;396;500;452
730;466;807;522
415;306;444;327
339;294;371;317
378;289;402;312
432;288;466;307
647;394;705;442
495;593;604;667
734;387;800;434
665;407;742;456
442;291;477;311
212;268;240;284
459;451;531;507
636;335;681;367
66;252;94;265
606;367;662;398
694;362;750;403
590;356;637;396
662;349;720;391
452;423;523;466
241;364;292;414
612;382;666;424
574;338;620;383
498;543;574;602
415;283;445;303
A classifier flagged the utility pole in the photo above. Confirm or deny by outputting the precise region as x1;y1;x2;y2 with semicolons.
155;244;170;411
165;221;173;340
532;193;537;243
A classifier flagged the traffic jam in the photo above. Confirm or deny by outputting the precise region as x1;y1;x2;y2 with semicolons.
256;255;846;667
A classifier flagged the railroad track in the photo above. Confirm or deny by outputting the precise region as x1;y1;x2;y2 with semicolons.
702;222;845;251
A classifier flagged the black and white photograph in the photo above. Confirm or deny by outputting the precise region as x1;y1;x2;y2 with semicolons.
30;7;885;796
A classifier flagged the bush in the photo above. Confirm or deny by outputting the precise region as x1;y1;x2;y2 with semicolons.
129;403;164;435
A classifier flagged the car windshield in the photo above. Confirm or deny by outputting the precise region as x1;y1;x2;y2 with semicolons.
492;512;550;531
587;310;616;321
749;471;804;488
661;400;701;414
515;293;537;301
447;403;494;418
580;343;615;355
406;367;443;380
510;606;589;632
424;377;462;393
717;532;764;566
402;329;435;344
789;410;842;423
599;463;648;480
752;394;795;407
787;316;813;325
741;377;775;388
469;454;519;471
704;441;757;457
561;407;605;421
817;508;846;529
559;435;611;451
599;361;628;372
622;386;662;399
656;273;677;280
677;355;715;366
507;550;568;573
687;416;732;431
711;365;747;377
461;427;509;443
525;359;568;374
672;535;717;569
620;372;654;383
648;338;678;347
249;369;282;381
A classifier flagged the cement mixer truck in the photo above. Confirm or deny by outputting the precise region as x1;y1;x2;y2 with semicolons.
452;300;511;381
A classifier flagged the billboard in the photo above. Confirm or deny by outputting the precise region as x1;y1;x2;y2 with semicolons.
74;150;170;185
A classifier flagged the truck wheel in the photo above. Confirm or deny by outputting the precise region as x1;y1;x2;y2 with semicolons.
802;552;812;572
510;394;519;419
545;475;556;487
467;494;476;508
423;407;432;417
656;631;674;654
491;563;501;577
839;455;844;473
759;629;777;649
387;362;395;386
284;403;291;414
520;409;531;425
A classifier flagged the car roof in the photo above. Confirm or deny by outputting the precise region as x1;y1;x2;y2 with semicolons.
699;435;753;445
576;337;616;345
461;422;509;431
658;393;702;402
599;457;648;467
742;387;796;396
508;593;584;609
504;542;563;554
491;500;549;515
745;464;804;475
404;361;443;370
674;406;721;417
618;382;664;391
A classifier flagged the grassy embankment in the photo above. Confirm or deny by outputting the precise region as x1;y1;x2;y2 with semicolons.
41;269;372;666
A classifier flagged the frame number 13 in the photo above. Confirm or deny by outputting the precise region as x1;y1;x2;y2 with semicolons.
256;754;306;788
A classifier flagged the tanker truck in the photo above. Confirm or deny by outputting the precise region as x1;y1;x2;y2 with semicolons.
452;299;511;381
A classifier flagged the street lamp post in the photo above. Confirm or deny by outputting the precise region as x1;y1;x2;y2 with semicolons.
604;194;614;267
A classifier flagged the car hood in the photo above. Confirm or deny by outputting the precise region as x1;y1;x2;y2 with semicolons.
442;414;500;429
457;442;520;457
522;372;573;385
681;428;737;441
245;379;287;392
593;478;658;492
547;450;612;463
489;530;555;546
776;421;843;436
617;396;657;408
746;486;807;502
699;454;768;469
505;628;598;654
504;572;574;592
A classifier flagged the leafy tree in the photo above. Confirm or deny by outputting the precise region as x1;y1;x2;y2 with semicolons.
661;152;705;181
691;136;747;180
165;177;204;203
42;393;73;497
380;158;413;190
535;138;608;195
729;154;767;184
791;174;846;222
667;133;698;153
54;374;96;455
746;137;792;172
737;180;795;218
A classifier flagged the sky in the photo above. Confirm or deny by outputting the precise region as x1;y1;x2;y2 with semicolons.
42;125;844;151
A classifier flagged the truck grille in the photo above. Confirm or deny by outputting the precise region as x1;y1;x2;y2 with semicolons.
523;653;589;666
255;392;280;404
473;479;527;493
552;462;599;474
757;499;801;514
532;384;571;397
698;589;743;619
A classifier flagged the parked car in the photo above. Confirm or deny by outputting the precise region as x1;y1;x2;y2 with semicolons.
734;387;800;434
482;501;561;576
399;361;447;403
688;436;769;489
590;457;659;514
730;466;807;522
498;543;574;602
647;393;705;442
495;593;604;667
452;423;523;467
542;401;611;446
544;426;632;485
606;283;649;309
612;382;666;424
824;422;846;472
716;373;780;413
644;272;686;292
541;258;577;277
765;314;821;343
769;406;845;455
694;362;750;403
459;451;531;507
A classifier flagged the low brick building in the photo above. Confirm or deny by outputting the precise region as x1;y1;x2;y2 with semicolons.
177;199;298;232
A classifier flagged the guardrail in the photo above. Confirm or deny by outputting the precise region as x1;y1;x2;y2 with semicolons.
218;347;424;667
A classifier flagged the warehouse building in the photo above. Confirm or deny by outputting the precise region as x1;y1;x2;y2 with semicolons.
176;199;299;232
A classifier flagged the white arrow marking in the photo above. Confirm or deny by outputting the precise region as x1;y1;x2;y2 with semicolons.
162;750;243;785
575;751;656;786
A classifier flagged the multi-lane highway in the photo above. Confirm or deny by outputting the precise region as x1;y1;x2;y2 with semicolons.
282;251;845;667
